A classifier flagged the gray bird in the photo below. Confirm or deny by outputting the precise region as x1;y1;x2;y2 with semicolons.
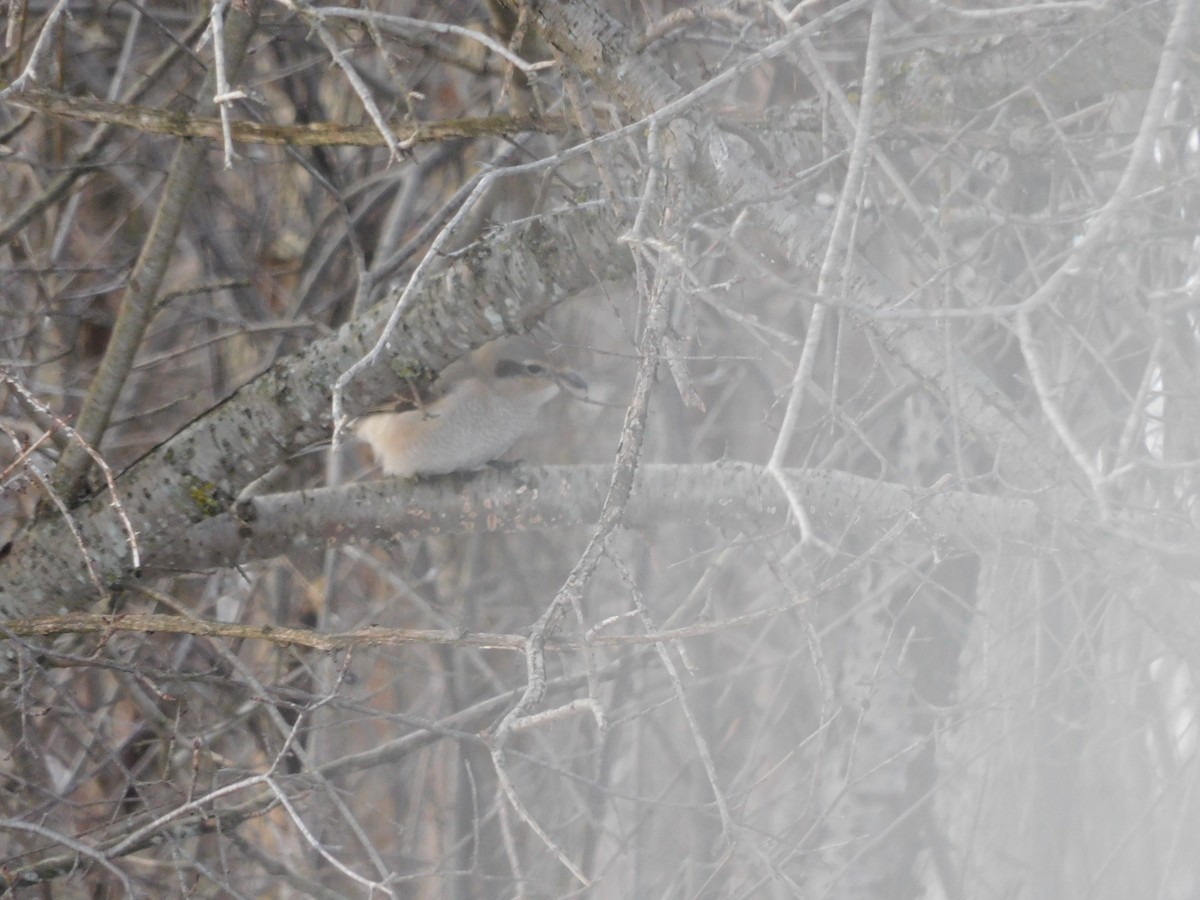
352;359;587;477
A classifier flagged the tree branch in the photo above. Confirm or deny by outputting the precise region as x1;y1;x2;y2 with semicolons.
51;0;265;501
0;208;628;616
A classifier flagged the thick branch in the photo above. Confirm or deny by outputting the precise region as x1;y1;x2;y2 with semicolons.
154;462;1043;575
0;209;628;616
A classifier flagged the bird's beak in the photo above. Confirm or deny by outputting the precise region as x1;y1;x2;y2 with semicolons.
554;369;588;396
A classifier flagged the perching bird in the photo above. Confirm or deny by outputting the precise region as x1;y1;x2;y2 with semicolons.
352;359;587;477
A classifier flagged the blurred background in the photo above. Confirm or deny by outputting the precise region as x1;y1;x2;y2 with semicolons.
2;0;1199;897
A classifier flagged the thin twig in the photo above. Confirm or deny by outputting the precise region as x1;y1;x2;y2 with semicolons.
3;371;141;571
0;0;71;98
209;0;238;168
767;0;887;551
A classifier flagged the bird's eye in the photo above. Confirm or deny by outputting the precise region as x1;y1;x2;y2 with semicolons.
525;363;545;376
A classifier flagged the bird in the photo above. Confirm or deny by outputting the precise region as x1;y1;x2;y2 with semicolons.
351;359;587;477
